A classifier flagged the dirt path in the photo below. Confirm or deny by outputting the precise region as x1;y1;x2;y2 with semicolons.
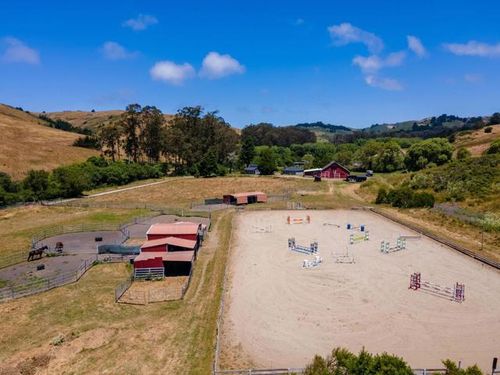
44;177;192;206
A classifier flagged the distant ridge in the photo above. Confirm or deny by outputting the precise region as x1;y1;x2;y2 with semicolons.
295;121;352;132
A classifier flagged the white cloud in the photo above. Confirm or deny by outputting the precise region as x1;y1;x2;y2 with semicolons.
150;60;195;85
407;35;427;57
200;52;245;79
464;73;482;83
101;41;137;60
365;75;403;91
2;37;40;64
123;14;158;31
352;51;405;73
443;41;500;57
327;22;384;53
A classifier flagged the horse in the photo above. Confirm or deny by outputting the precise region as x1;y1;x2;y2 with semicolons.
27;245;48;261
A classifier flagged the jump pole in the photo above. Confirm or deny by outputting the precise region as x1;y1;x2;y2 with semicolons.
409;272;465;303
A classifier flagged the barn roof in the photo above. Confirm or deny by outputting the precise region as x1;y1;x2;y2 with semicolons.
135;250;195;263
284;166;304;172
244;165;259;171
141;236;197;250
321;161;350;173
146;222;201;236
227;191;266;198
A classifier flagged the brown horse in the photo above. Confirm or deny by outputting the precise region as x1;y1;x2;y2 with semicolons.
27;245;48;261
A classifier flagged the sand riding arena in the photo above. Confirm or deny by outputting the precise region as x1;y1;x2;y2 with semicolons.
220;210;500;371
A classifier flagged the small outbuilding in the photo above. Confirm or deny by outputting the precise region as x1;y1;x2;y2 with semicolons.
223;192;267;205
244;164;260;175
304;168;322;177
283;166;304;176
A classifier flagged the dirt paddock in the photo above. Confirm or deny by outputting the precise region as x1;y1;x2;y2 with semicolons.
221;210;500;371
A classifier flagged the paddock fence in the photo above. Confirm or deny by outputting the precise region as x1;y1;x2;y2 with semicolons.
45;199;211;219
0;255;98;302
1;206;210;270
114;276;133;302
0;222;132;271
115;260;196;305
31;222;130;245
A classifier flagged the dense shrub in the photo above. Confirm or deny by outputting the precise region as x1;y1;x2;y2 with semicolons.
404;138;453;171
409;154;499;199
303;348;413;375
73;135;100;149
456;147;471;160
485;139;500;155
0;157;166;206
376;187;435;208
484;126;493;133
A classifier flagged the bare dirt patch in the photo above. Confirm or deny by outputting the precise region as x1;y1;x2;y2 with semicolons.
221;210;500;371
120;277;188;304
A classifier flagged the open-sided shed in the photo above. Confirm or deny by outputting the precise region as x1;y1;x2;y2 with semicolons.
223;192;267;205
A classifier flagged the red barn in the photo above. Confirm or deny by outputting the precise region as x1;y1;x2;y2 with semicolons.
134;221;205;278
320;161;350;179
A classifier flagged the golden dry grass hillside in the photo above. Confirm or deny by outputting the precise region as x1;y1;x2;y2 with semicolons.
0;104;98;179
43;110;124;130
454;124;500;156
43;110;174;131
86;176;328;208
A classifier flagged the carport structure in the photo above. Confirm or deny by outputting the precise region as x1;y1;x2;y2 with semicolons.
222;192;267;205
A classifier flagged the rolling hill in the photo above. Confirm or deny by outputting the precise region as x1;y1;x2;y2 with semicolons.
453;124;500;156
42;110;174;132
0;104;98;179
40;110;125;132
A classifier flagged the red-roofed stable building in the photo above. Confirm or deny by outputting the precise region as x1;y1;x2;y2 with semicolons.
133;221;205;279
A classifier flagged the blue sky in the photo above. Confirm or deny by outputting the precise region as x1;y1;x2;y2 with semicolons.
1;0;499;128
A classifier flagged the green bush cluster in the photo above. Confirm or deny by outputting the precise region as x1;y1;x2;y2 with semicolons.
303;348;413;375
376;187;435;208
303;348;483;375
0;157;164;206
408;154;499;201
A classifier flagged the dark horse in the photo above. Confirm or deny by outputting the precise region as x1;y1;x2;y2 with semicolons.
27;245;48;261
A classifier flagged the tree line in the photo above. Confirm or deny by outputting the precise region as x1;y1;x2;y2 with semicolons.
97;105;238;176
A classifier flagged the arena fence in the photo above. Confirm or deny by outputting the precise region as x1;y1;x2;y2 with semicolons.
213;369;447;375
370;208;500;270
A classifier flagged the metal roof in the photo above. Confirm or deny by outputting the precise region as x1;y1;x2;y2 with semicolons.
146;222;201;236
141;236;197;250
135;250;195;263
226;191;266;198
